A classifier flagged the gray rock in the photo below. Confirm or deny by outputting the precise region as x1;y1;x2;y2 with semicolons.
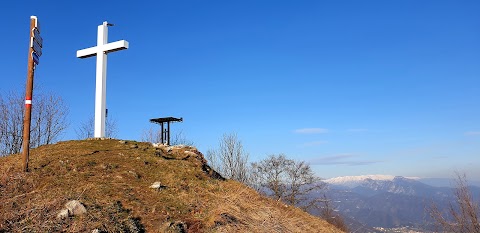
150;181;167;190
56;208;69;220
151;143;165;148
128;170;141;179
65;200;87;216
150;181;162;189
184;151;197;157
166;221;187;233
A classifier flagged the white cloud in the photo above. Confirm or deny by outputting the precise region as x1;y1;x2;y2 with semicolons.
293;128;328;134
465;131;480;136
309;154;383;166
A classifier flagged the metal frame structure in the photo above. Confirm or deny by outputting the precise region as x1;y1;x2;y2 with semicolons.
149;117;183;145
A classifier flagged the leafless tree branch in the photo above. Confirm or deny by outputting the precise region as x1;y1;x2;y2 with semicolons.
0;90;68;156
429;173;480;233
75;115;117;139
207;133;249;183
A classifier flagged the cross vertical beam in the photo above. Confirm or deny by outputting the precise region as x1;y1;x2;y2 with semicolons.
95;22;108;138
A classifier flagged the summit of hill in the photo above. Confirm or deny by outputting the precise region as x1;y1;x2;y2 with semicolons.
0;139;343;232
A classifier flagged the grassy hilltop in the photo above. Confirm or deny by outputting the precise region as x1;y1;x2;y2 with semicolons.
0;139;343;232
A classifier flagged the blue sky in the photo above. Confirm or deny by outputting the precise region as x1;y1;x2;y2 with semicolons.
1;1;479;179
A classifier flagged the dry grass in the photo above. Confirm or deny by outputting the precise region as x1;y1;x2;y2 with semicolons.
0;139;344;232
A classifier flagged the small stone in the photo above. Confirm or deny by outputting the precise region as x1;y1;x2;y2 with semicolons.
184;151;197;157
130;144;138;149
128;170;140;179
119;140;127;144
92;229;100;233
151;143;165;148
150;181;167;190
150;182;162;189
57;209;69;220
65;200;87;216
171;221;187;233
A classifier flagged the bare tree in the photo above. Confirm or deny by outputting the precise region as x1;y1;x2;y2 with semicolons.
30;93;68;147
75;115;117;139
0;92;24;156
170;130;194;146
105;117;118;139
141;128;194;146
251;154;292;200
285;160;325;207
0;90;68;156
205;149;220;170
319;194;349;232
207;133;249;183
141;127;161;144
429;173;480;233
251;154;326;210
75;117;94;139
0;96;3;151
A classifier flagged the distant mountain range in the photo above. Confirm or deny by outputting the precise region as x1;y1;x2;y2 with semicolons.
325;175;421;188
313;175;480;232
325;174;480;188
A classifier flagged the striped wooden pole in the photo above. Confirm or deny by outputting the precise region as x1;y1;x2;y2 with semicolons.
22;16;41;172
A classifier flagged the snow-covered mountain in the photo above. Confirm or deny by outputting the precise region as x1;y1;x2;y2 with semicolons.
324;175;420;188
319;175;480;231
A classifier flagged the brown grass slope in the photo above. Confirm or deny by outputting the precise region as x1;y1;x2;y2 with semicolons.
0;139;343;233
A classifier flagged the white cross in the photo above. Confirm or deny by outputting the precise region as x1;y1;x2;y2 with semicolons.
77;21;129;138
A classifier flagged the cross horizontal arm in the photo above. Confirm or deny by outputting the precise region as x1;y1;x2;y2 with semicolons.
103;40;129;54
76;46;98;58
76;40;129;59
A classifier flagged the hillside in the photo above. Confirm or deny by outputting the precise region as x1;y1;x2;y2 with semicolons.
0;139;343;233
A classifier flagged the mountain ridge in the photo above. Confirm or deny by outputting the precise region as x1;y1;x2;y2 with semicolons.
324;175;421;188
324;174;480;188
322;174;480;231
